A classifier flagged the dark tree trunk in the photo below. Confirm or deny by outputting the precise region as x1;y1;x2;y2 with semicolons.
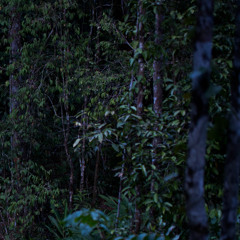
92;145;100;206
9;8;21;115
134;184;141;233
220;2;240;240
61;98;74;209
61;5;74;209
95;0;103;64
134;0;145;233
9;7;22;167
151;0;162;192
185;1;213;239
136;0;144;116
115;153;125;230
80;96;87;192
153;2;162;118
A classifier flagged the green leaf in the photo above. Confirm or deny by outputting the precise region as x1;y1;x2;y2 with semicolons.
130;58;135;66
48;216;64;237
142;51;148;60
112;143;119;152
141;165;147;177
98;123;106;129
105;110;110;116
131;41;138;49
137;233;147;240
98;133;103;143
73;138;80;148
117;121;124;128
227;60;232;68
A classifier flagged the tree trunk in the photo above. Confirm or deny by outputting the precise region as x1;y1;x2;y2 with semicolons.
92;145;100;205
95;0;103;64
153;2;162;118
61;5;74;209
220;2;240;239
115;153;125;231
136;0;144;116
185;1;213;239
80;96;87;192
9;7;22;168
61;100;74;209
134;0;145;233
151;0;162;192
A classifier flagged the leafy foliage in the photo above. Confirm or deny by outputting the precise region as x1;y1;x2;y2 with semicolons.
0;0;237;239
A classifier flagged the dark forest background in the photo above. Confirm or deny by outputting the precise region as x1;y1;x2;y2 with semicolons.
0;0;239;239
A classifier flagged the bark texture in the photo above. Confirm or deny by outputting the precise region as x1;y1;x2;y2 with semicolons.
185;1;213;239
220;2;240;239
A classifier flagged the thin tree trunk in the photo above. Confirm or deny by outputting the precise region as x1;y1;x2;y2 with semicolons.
151;0;162;192
61;101;74;209
121;0;125;14
136;0;144;116
80;96;87;192
134;184;141;233
134;0;145;233
185;1;213;239
153;2;162;119
92;145;100;205
61;5;74;209
80;136;86;192
220;2;240;239
9;7;21;167
115;152;125;231
95;0;102;64
9;8;21;115
64;103;74;209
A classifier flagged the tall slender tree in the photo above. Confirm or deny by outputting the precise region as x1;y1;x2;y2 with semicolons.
151;0;162;192
185;0;213;239
134;0;145;233
60;2;74;209
136;0;145;116
80;95;88;192
220;1;240;239
9;4;22;168
152;1;162;119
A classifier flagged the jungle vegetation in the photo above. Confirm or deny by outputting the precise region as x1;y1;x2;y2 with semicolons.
0;0;239;239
